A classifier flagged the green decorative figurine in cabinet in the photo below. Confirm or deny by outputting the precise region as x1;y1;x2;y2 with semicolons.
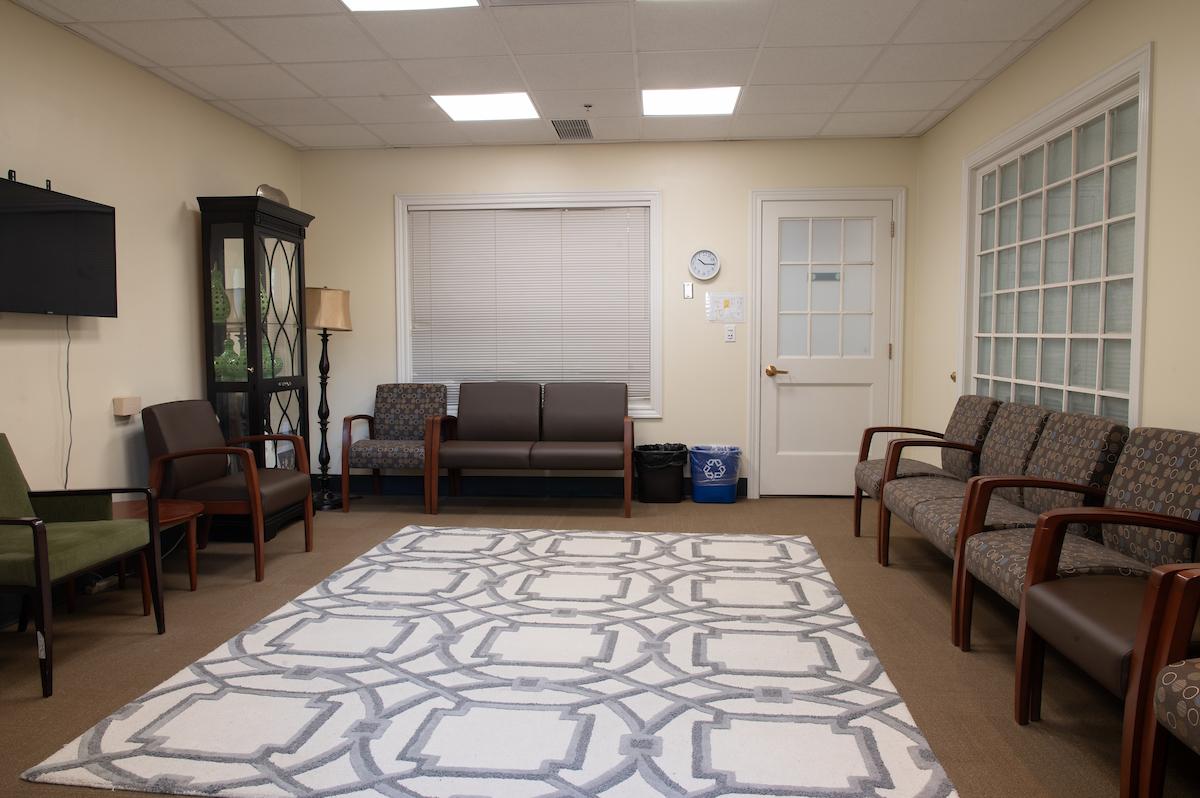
199;196;314;539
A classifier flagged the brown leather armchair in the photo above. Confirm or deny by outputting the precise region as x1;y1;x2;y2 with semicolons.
142;400;313;582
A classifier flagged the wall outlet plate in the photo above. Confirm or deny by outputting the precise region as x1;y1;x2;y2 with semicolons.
724;325;736;343
683;281;694;299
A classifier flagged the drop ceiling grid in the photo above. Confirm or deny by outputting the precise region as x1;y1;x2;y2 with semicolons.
11;0;1090;149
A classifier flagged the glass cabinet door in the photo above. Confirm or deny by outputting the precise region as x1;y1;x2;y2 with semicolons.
257;234;302;380
209;224;250;384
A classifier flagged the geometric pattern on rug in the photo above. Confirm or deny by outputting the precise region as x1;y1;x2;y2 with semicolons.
25;525;957;798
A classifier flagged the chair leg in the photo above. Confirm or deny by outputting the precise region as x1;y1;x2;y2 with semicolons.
33;576;53;697
430;467;440;514
341;468;351;513
372;469;382;495
139;556;151;616
1134;717;1169;798
303;492;315;553
141;548;165;635
117;558;127;589
877;503;893;567
198;515;212;550
449;469;462;497
17;594;30;633
623;465;632;518
1015;611;1045;725
852;488;863;537
252;511;266;582
64;578;76;614
185;518;199;591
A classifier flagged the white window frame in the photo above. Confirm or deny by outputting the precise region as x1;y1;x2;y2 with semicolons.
957;45;1151;424
394;190;663;418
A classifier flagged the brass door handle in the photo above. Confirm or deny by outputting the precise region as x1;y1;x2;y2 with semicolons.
765;365;789;377
950;370;957;383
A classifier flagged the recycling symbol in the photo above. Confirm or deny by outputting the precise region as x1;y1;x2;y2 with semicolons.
702;458;727;480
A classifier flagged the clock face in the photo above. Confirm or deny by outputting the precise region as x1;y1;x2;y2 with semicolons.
689;249;720;281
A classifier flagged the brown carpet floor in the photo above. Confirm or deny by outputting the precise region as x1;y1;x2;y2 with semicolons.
1;495;1195;797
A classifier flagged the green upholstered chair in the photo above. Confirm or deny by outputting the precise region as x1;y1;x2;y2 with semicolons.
0;434;164;697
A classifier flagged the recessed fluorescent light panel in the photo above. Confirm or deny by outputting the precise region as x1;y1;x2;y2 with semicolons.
341;0;478;11
642;87;740;116
432;92;539;122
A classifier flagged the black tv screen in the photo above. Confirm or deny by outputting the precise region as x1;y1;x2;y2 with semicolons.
0;178;117;317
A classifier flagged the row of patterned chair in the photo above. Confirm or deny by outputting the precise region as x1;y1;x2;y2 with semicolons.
855;399;1200;796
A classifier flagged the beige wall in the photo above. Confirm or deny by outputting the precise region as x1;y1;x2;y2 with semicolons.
0;2;301;489
301;139;919;471
909;0;1200;433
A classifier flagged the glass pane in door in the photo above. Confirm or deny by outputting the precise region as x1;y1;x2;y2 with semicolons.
258;236;302;379
210;224;248;383
264;389;303;469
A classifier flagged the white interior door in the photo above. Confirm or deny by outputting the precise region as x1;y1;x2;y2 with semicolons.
759;200;895;495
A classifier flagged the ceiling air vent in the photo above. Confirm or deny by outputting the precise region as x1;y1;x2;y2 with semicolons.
552;119;593;141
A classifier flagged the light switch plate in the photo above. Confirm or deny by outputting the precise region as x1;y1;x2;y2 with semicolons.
683;281;694;299
724;325;736;343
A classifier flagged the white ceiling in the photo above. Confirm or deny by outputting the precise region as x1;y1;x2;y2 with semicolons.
13;0;1089;149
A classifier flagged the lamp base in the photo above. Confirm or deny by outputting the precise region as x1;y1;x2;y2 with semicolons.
314;489;343;511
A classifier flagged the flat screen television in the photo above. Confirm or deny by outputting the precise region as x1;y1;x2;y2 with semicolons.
0;178;117;317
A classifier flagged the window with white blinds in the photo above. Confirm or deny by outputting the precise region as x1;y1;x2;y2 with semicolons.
404;202;659;414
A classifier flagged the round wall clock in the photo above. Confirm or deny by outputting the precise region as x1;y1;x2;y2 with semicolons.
689;249;720;281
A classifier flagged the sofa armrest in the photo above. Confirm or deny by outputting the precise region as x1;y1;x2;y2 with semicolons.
430;415;458;442
858;426;944;463
228;434;310;475
954;476;1106;559
341;415;374;475
149;448;262;522
882;438;978;483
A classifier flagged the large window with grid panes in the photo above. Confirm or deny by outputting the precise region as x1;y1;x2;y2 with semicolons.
971;87;1144;425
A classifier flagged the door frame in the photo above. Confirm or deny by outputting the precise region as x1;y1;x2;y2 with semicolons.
747;187;907;499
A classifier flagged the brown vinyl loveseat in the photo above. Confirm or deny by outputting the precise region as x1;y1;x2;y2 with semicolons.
426;382;634;517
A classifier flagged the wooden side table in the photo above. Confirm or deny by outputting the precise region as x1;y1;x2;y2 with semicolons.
114;499;205;603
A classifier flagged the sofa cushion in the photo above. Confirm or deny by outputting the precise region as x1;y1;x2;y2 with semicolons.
909;496;1035;558
455;383;542;442
978;403;1050;504
1155;657;1200;756
854;458;955;499
530;442;624;470
177;468;310;516
941;395;1002;481
1023;411;1127;517
349;439;424;470
373;383;445;442
882;476;968;529
965;526;1149;608
0;519;149;588
541;383;626;442
1102;428;1200;567
0;434;34;519
438;440;533;469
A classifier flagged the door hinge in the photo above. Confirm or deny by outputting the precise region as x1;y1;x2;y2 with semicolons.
888;343;893;360
890;221;895;238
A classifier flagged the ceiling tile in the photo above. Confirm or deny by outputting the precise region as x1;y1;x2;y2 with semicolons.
273;124;385;148
821;110;928;137
170;65;316;99
532;90;640;119
86;19;268;66
329;95;449;124
767;0;922;46
737;84;853;115
367;122;470;147
635;0;774;51
641;116;732;141
398;56;525;94
518;53;637;91
1023;0;1089;40
840;81;963;113
192;0;345;16
973;40;1037;81
751;46;881;85
493;4;632;55
282;61;421;97
911;107;954;135
66;23;158;66
588;117;642;141
936;79;984;109
637;50;756;91
862;42;1012;83
210;100;268;126
356;8;508;60
895;0;1067;43
230;97;354;126
148;67;216;99
42;0;202;21
12;0;77;23
461;120;558;146
221;15;386;64
731;113;829;138
261;126;306;149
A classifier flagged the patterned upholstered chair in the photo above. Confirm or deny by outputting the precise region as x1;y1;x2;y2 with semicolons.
878;401;1048;567
1013;428;1200;729
341;384;446;513
852;394;999;538
950;412;1128;649
1120;565;1200;798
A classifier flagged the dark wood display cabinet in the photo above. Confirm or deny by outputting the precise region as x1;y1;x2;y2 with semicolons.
198;196;314;539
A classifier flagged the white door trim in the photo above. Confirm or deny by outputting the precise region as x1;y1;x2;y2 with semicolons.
747;187;906;499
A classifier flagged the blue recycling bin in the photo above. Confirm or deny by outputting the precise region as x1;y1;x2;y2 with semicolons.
689;445;741;503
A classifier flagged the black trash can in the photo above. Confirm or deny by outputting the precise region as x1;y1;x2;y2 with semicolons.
634;444;688;503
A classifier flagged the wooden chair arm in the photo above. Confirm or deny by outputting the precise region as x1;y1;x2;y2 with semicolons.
228;434;310;475
342;415;375;476
954;477;1106;560
858;426;944;462
1025;508;1200;590
430;415;458;442
882;438;978;482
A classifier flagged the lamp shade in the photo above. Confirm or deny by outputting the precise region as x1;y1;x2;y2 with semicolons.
306;287;352;331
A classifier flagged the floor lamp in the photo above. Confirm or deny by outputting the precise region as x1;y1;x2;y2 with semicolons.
305;287;352;511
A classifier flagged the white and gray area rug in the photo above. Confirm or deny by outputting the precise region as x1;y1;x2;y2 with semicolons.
26;525;956;797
